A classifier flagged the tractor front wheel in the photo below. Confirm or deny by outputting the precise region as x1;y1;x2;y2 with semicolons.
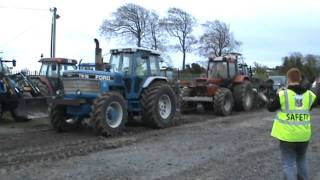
0;102;2;121
50;105;73;132
233;81;254;111
91;92;127;137
213;88;234;116
141;82;177;128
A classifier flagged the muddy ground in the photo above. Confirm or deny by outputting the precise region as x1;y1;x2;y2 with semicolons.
0;108;320;180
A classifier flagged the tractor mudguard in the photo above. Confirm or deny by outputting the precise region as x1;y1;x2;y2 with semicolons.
142;76;168;88
233;75;249;83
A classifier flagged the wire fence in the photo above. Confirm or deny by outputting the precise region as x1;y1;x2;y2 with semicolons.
10;70;39;76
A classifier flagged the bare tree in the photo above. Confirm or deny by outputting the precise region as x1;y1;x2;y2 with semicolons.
100;3;150;47
144;11;166;51
199;20;241;57
162;8;197;70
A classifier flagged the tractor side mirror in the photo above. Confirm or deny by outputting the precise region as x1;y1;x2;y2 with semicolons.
12;59;16;67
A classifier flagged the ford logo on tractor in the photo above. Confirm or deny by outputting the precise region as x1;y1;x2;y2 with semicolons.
95;75;111;80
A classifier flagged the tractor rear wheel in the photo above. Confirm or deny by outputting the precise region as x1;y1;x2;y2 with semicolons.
233;81;254;111
91;92;127;137
0;102;2;121
141;82;177;128
31;79;50;96
213;88;233;116
50;105;73;132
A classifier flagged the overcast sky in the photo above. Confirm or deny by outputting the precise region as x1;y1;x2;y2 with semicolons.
0;0;320;70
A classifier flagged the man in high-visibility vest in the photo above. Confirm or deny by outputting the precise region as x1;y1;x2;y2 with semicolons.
267;68;317;180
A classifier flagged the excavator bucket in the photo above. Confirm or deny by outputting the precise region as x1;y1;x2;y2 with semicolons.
15;96;49;119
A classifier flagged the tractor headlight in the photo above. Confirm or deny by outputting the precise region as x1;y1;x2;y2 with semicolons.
56;89;64;95
76;89;81;95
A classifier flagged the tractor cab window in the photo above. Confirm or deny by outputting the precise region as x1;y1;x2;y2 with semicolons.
122;54;131;74
59;64;77;76
135;56;148;76
208;61;228;79
39;63;48;75
238;64;248;75
228;62;236;77
110;54;120;72
149;56;160;76
109;53;131;74
47;64;58;77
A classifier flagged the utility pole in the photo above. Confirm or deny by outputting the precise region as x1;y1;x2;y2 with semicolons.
50;7;60;58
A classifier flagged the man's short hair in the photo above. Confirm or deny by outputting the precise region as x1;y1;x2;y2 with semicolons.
287;68;302;83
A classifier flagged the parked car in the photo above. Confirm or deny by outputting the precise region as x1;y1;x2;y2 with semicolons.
268;76;287;90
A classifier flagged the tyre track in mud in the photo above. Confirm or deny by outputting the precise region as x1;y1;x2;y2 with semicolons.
0;109;268;174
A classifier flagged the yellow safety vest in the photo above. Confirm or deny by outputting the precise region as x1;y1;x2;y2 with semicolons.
271;89;316;142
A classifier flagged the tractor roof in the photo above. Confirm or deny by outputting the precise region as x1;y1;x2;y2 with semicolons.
209;53;242;62
110;47;161;56
38;58;78;65
79;62;108;66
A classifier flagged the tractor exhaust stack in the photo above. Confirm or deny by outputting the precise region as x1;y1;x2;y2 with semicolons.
94;38;104;71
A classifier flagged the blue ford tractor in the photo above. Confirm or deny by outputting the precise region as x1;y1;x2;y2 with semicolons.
50;40;177;136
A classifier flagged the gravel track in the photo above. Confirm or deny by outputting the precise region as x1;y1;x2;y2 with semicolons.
0;108;319;180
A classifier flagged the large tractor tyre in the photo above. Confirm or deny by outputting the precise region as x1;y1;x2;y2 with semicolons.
141;82;177;128
31;79;51;96
50;105;73;132
213;88;234;116
0;102;2;121
233;81;254;111
91;92;128;137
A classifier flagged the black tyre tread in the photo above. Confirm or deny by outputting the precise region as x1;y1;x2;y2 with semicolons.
141;81;177;128
50;105;73;132
91;92;127;137
0;102;2;121
233;81;253;111
214;88;233;116
32;79;51;96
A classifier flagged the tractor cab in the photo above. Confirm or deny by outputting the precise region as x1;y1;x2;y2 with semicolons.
39;58;77;78
207;54;240;80
108;47;162;98
32;58;78;96
109;48;161;76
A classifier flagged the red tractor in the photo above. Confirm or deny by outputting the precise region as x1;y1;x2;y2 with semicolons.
181;53;254;116
31;58;77;96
